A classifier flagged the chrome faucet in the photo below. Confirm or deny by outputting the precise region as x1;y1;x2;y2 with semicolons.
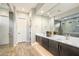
66;33;70;40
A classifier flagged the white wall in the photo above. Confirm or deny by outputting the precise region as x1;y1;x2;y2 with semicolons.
31;15;49;43
41;16;50;34
49;17;54;32
0;9;9;45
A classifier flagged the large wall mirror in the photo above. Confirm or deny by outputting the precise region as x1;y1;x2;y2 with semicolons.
55;13;79;37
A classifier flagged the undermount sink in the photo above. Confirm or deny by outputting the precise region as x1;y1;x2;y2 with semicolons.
53;35;66;40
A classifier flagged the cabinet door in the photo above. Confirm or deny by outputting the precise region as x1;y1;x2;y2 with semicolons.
36;35;40;42
49;40;59;55
42;37;49;50
60;43;79;56
36;36;42;45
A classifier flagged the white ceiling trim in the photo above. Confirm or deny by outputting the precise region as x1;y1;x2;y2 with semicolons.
50;3;79;17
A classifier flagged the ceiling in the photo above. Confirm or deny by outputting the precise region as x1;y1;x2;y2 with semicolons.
36;3;79;17
11;3;37;13
10;3;79;18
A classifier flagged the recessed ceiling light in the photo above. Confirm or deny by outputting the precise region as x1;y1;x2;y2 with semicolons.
22;8;25;11
40;10;44;14
47;13;50;15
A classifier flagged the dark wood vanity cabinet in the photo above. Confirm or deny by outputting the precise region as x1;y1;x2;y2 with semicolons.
36;35;79;56
42;37;49;50
36;35;59;55
36;35;49;50
36;35;42;45
59;43;79;56
49;40;59;56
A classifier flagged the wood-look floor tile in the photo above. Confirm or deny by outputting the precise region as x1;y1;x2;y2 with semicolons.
0;42;53;56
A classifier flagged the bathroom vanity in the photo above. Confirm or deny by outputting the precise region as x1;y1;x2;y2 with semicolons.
36;33;79;56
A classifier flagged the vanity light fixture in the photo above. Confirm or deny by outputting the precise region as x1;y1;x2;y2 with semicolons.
64;18;68;19
22;8;25;11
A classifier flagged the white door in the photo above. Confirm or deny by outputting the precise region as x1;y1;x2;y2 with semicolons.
0;16;9;45
16;18;27;43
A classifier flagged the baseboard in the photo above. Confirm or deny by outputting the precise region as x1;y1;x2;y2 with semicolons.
0;42;9;45
14;41;31;47
0;44;9;46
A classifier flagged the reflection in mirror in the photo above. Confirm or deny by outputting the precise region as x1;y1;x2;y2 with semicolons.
55;13;79;37
54;20;63;35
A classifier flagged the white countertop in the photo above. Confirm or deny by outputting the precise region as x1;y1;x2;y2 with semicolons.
36;33;79;48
